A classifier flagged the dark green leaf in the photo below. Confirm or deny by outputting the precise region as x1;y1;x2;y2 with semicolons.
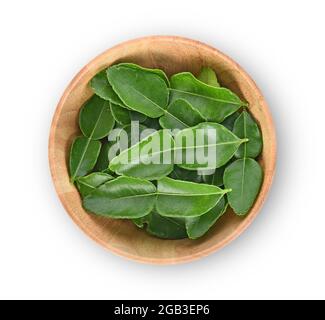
76;172;114;198
111;103;147;125
221;111;240;131
170;72;246;122
197;67;220;87
156;177;230;217
159;99;205;130
143;211;187;239
79;95;115;140
106;64;169;118
130;111;147;123
109;130;174;180
142;117;161;130
83;176;156;218
201;165;227;187
233;110;263;158
169;166;202;183
90;70;124;106
186;197;227;239
224;158;263;215
175;123;247;170
69;137;101;181
94;141;111;171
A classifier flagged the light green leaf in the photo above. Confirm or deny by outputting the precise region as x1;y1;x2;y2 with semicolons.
79;95;115;140
170;72;246;122
197;67;220;87
76;172;114;198
109;130;174;180
117;63;170;87
106;64;169;118
159;99;205;130
156;177;230;217
186;197;228;239
175;123;247;170
224;158;263;215
83;176;156;218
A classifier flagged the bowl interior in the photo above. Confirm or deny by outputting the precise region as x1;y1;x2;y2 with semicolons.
49;36;276;264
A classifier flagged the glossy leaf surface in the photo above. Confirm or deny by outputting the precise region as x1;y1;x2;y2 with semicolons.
83;176;156;218
156;177;229;217
175;123;247;170
79;95;115;140
233;110;263;158
90;70;124;106
224;158;263;215
170;72;245;122
69;137;101;181
76;172;114;198
117;63;170;87
186;197;227;239
106;64;169;118
159;99;205;130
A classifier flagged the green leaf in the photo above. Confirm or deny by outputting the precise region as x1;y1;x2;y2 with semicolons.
117;63;170;87
106;64;169;118
159;99;205;130
109;130;174;180
224;158;263;215
69;136;101;181
186;197;227;239
221;111;240;131
175;123;247;170
139;211;187;240
83;176;156;218
76;172;114;198
110;103;147;125
90;70;124;106
201;165;227;187
142;117;161;130
197;67;220;87
130;111;147;123
116;123;152;151
79;95;115;140
170;72;246;122
169;166;202;183
94;141;111;171
156;177;230;217
233;110;263;159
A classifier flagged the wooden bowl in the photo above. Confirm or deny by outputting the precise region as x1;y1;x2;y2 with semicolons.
49;36;276;264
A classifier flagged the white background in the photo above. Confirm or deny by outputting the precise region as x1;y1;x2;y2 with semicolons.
0;0;324;300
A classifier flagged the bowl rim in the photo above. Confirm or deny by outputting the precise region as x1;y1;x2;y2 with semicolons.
49;35;277;265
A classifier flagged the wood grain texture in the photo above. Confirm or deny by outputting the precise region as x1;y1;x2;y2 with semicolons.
49;36;276;264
